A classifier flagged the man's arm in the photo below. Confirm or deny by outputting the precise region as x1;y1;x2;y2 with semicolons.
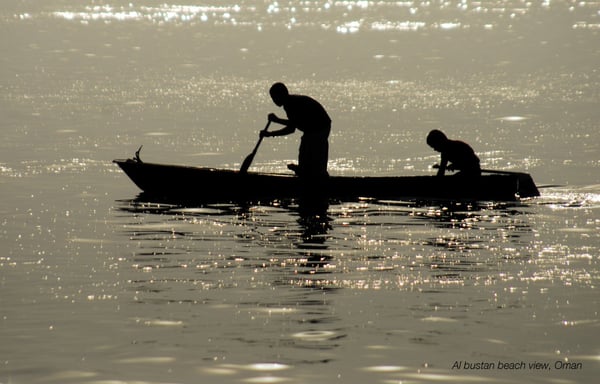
268;113;289;126
262;125;296;137
261;113;296;137
436;155;448;177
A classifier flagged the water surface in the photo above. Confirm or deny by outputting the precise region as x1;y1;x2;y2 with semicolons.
1;1;599;383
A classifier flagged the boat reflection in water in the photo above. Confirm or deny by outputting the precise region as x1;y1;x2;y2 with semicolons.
400;200;536;281
116;191;334;277
116;192;344;352
113;192;542;371
116;193;535;290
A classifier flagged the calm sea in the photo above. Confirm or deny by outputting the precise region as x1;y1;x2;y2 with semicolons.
1;1;599;383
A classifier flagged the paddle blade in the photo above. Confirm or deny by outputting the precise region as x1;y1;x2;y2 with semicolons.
239;152;255;174
239;121;271;173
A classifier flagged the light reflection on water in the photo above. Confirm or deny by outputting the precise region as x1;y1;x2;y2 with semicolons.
102;192;599;382
1;164;598;381
32;1;600;33
112;192;600;303
115;197;539;292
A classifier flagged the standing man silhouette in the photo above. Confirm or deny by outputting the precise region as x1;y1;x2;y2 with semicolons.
260;82;331;179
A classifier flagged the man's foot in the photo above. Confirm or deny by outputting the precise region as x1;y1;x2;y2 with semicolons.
287;163;300;175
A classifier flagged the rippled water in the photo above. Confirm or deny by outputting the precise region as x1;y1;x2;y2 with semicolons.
1;1;599;383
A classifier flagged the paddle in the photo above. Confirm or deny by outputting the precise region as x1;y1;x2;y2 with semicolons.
433;164;528;176
240;121;271;173
481;168;528;176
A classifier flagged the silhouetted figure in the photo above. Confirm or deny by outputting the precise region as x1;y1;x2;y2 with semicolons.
260;82;331;179
427;130;481;177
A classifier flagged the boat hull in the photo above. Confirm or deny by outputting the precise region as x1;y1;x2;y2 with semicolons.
113;159;540;202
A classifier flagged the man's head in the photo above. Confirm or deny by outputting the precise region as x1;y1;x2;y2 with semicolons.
270;82;289;106
426;129;448;152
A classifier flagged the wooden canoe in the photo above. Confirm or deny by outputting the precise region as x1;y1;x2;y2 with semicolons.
113;158;540;202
